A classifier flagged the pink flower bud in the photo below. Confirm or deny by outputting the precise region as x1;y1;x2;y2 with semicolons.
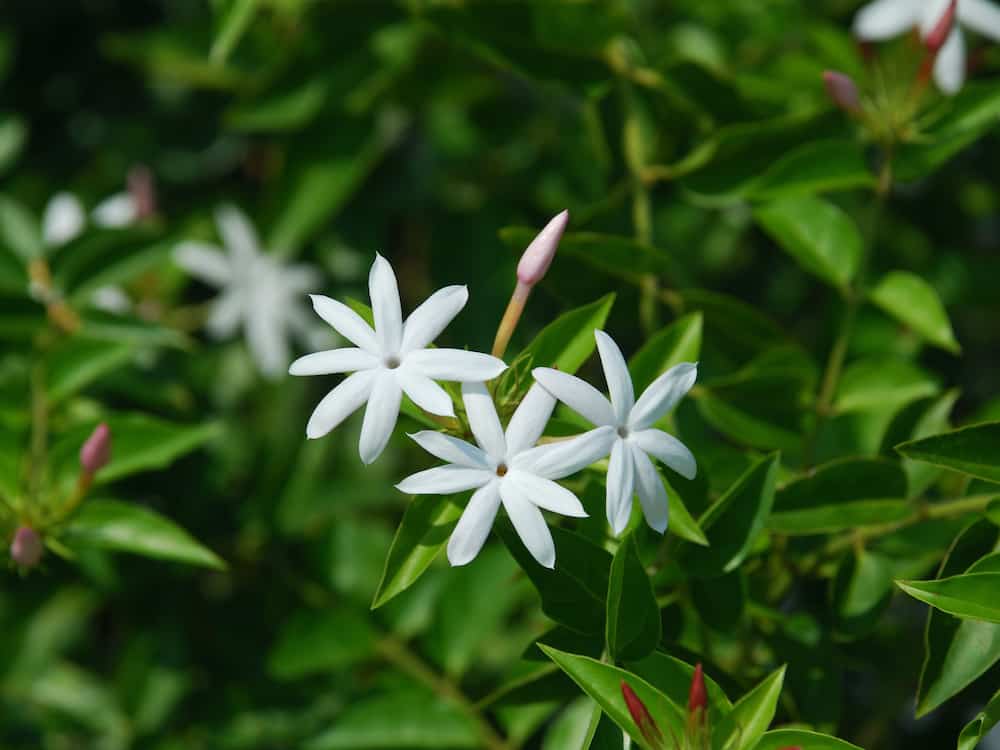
80;422;112;474
127;165;157;220
688;662;708;715
926;0;958;54
822;71;861;115
621;681;664;749
516;209;569;286
10;526;43;568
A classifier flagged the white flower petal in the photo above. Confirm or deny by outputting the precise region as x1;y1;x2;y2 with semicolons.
405;349;507;382
174;242;231;286
205;291;242;339
506;471;587;518
401;285;468;354
246;302;289;378
631;428;697;480
408;431;491;469
42;192;85;246
396;465;492;494
500;479;556;569
289;348;378;376
359;371;403;464
628;362;697;430
216;204;259;264
853;0;921;39
397;370;456;417
461;382;507;459
933;27;966;95
606;439;635;536
505;382;557;456
305;370;377;439
309;295;379;353
532;368;615;427
512;425;616;479
447;481;502;567
91;285;131;314
370;253;403;355
631;445;669;534
595;330;634;423
283;264;322;294
92;193;137;228
962;0;1000;41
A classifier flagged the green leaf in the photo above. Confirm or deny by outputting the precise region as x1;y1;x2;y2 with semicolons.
226;77;328;132
371;493;462;609
898;572;1000;623
626;651;733;714
517;293;615;374
750;728;863;750
606;534;661;661
958;687;1000;750
869;271;960;354
629;312;703;394
897;422;1000;484
904;389;961;497
754;196;861;292
27;661;129;739
834;357;939;415
747;139;874;200
832;549;894;639
684;452;779;577
65;498;225;569
46;337;135;404
0;194;43;261
718;665;786;750
268;609;375;680
691;569;746;631
210;0;259;63
0;114;26;175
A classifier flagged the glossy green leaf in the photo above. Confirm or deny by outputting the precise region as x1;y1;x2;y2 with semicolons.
629;312;703;394
27;661;129;739
517;293;615;374
45;337;135;404
606;534;661;661
958;687;1000;750
268;609;376;680
754;195;861;291
832;549;894;639
751;728;863;750
717;665;786;750
626;651;733;714
747;139;874;200
0;194;42;261
210;0;259;63
897;422;1000;484
65;499;225;569
834;357;939;415
898;572;1000;623
869;271;960;354
904;390;961;497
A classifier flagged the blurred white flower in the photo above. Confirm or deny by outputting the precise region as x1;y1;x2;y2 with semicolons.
91;192;138;228
534;330;697;536
42;192;86;247
289;253;507;464
174;204;321;379
398;382;614;568
854;0;1000;93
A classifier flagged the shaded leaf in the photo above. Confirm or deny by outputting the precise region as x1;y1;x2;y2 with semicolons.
606;534;661;661
897;422;1000;484
869;271;960;353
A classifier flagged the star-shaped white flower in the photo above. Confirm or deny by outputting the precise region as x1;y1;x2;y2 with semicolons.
290;253;507;465
398;382;615;568
533;330;697;536
174;204;321;379
854;0;1000;94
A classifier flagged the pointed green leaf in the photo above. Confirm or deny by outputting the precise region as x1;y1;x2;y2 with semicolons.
898;572;1000;623
835;357;940;414
519;293;615;374
628;312;703;394
958;687;1000;750
897;422;1000;484
606;534;661;661
869;270;960;353
718;665;786;750
750;728;863;750
210;0;259;63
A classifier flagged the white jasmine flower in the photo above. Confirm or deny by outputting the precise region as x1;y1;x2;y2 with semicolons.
398;382;615;568
91;192;138;228
174;204;321;379
533;330;697;536
42;192;86;247
854;0;1000;94
290;253;507;465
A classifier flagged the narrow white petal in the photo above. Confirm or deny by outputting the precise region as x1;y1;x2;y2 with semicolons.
408;431;491;469
359;371;403;464
370;253;403;355
506;471;587;518
631;445;669;534
397;370;456;417
447;481;502;566
628;362;697;430
505;382;557;455
853;0;921;39
631;429;697;480
174;242;231;286
401;285;468;354
205;291;242;339
245;304;289;379
305;370;376;439
91;193;137;227
289;348;378;376
933;27;966;95
962;0;1000;41
309;295;379;353
461;382;507;459
405;349;507;382
42;192;85;246
500;479;556;569
595;330;634;423
512;425;616;479
606;439;635;536
216;204;259;264
532;368;615;427
91;285;131;314
283;264;322;294
396;465;492;494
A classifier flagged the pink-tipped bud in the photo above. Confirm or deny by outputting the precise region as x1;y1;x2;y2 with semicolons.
621;681;664;748
80;422;112;474
688;663;708;715
127;165;157;220
822;71;861;115
926;0;958;54
516;209;569;286
10;526;43;568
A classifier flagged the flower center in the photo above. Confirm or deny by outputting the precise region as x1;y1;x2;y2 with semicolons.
384;355;401;369
496;463;508;477
617;426;629;439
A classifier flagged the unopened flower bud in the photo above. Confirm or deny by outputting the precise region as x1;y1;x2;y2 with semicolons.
926;0;958;54
127;164;157;220
80;422;112;474
10;526;43;568
688;662;708;715
822;71;861;115
621;681;664;749
516;209;568;287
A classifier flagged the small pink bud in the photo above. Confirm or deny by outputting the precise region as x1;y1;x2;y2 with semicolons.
621;681;664;749
80;422;112;474
127;165;157;220
10;526;43;568
822;71;861;115
516;209;569;286
688;662;708;715
926;0;958;54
